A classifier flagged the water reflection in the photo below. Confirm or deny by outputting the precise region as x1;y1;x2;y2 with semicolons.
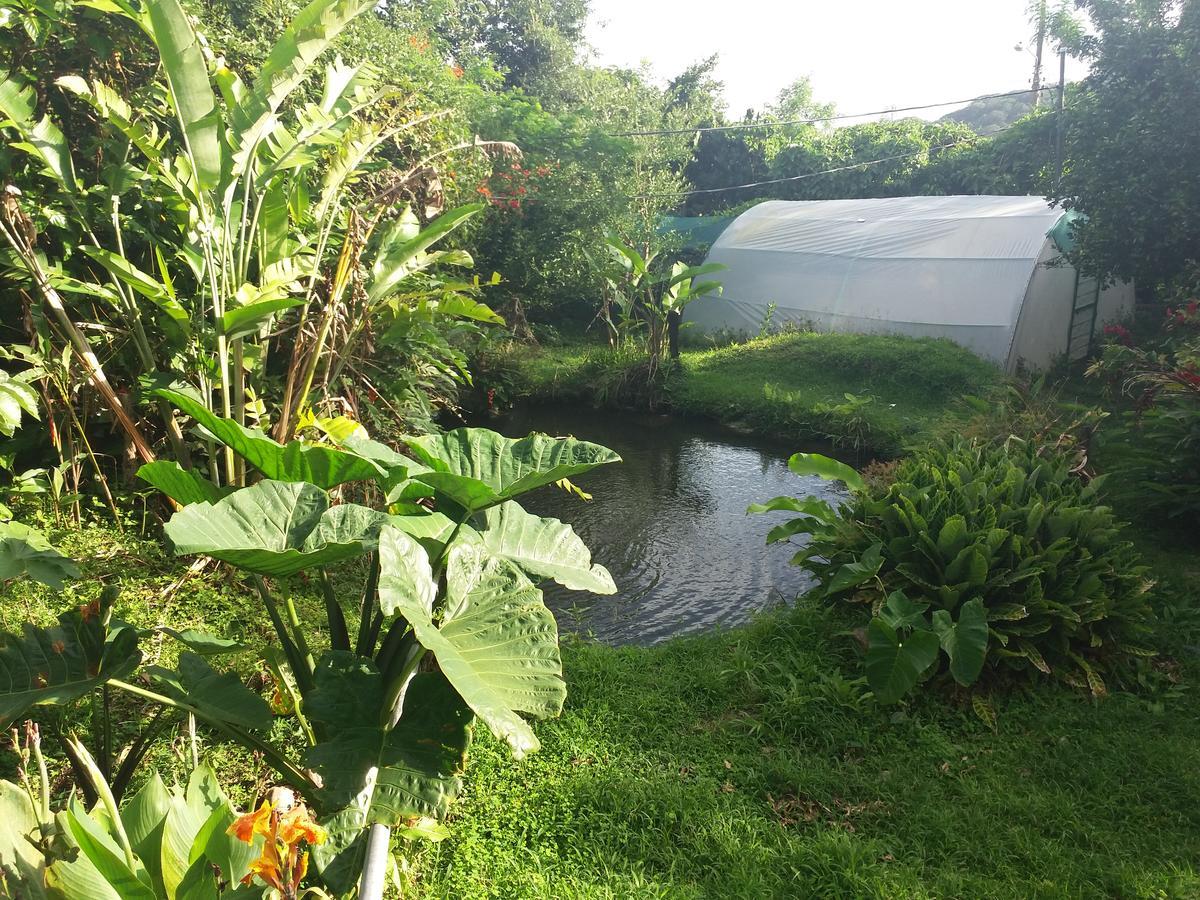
486;406;846;645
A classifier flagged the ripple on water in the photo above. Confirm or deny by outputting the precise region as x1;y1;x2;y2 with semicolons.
486;406;848;646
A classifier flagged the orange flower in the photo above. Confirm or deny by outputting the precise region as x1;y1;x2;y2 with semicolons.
290;851;310;893
228;800;273;843
450;64;464;78
278;805;327;847
245;852;286;893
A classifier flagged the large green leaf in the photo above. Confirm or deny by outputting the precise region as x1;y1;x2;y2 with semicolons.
932;598;990;686
146;653;273;730
306;666;471;821
121;774;171;896
155;389;385;488
406;428;620;513
137;461;229;506
79;247;190;339
0;779;46;895
476;502;615;594
376;526;436;619
163;480;387;576
231;0;373;140
0;369;38;438
825;542;884;595
160;767;223;900
0;521;80;588
145;0;223;191
865;620;939;704
378;532;564;757
157;628;252;656
787;452;865;493
0;75;77;190
58;805;156;900
0;606;140;727
368;204;485;302
306;669;472;891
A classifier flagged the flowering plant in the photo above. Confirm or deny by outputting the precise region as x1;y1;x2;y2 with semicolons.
229;792;328;899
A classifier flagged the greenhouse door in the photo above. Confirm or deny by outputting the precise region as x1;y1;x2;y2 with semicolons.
1067;268;1101;362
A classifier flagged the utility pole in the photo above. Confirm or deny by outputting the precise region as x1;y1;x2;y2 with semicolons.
1055;47;1067;188
1032;0;1048;107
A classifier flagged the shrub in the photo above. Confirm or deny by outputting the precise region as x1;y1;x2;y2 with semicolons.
757;441;1156;703
1089;301;1200;523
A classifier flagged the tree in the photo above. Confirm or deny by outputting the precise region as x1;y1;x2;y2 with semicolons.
1050;0;1200;287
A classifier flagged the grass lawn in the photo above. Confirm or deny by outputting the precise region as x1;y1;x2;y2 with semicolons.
417;542;1200;899
483;332;1001;457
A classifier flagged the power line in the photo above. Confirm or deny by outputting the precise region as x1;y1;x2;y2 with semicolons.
609;86;1050;138
493;121;1023;206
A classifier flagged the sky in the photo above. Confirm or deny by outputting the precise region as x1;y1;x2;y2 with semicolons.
584;0;1091;122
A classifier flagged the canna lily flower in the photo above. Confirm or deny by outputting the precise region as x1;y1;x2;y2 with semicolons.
228;800;273;843
229;796;326;899
278;805;328;847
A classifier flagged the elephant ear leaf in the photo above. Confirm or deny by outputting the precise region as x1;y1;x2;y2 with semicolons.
931;598;990;686
865;619;939;704
306;669;472;894
0;521;80;589
163;480;388;576
153;388;384;489
405;428;620;513
377;530;565;757
146;653;272;731
476;502;615;594
137;461;229;506
0;604;140;727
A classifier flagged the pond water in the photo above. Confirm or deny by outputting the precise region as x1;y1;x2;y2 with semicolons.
486;406;847;645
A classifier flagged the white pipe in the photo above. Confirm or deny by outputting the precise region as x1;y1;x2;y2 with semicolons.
358;824;392;900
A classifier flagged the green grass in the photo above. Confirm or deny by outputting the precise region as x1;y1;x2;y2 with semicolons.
482;332;1001;457
419;589;1200;898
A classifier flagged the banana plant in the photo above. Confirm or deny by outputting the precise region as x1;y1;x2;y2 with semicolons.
602;234;725;363
130;391;620;898
0;0;493;485
661;260;726;359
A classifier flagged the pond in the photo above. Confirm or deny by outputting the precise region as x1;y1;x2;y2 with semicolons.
486;405;848;645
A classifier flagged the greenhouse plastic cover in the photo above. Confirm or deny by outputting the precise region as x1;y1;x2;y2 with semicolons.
685;196;1071;364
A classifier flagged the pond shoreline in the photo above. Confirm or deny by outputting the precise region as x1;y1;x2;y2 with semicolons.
472;332;1003;461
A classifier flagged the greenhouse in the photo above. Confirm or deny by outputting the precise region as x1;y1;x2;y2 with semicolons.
685;195;1135;372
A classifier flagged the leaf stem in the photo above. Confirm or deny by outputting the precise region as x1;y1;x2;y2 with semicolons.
318;568;351;652
109;678;314;790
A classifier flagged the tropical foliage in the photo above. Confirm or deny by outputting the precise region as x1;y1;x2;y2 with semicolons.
1089;288;1200;522
753;442;1155;703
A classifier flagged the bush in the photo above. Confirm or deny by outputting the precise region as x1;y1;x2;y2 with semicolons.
1089;299;1200;523
773;440;1156;703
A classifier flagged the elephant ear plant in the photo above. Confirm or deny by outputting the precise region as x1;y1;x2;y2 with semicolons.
134;390;620;896
751;443;1154;710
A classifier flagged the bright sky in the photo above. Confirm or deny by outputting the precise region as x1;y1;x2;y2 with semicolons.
585;0;1091;121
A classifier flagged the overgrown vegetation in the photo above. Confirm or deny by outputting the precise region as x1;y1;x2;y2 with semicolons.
758;441;1156;705
2;0;1200;895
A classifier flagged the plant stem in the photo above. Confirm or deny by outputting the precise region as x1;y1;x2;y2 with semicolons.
252;576;313;696
66;735;137;870
109;679;314;790
355;553;380;656
284;593;316;673
318;568;351;652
